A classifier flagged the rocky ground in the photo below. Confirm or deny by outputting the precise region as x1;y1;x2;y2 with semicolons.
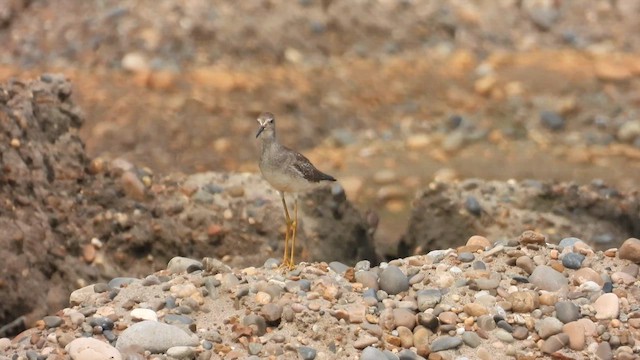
1;0;640;359
3;235;640;359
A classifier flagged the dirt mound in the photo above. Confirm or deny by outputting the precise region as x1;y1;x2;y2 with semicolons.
399;179;640;257
0;76;377;337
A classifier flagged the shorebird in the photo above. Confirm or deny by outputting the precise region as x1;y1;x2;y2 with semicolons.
255;112;336;269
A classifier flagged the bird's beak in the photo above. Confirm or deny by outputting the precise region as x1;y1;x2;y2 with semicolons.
255;125;265;138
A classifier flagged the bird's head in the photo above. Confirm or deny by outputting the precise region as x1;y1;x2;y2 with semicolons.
256;111;276;139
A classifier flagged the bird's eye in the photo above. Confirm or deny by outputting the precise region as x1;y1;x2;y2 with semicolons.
269;119;274;123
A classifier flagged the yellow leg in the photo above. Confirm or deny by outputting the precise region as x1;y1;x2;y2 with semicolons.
289;197;298;269
280;192;292;268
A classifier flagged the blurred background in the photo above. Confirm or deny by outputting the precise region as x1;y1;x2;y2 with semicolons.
1;0;640;254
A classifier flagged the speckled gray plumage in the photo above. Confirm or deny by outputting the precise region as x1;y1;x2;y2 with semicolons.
256;113;335;193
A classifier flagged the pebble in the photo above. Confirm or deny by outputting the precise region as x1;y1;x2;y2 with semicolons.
43;316;63;328
354;336;379;350
529;265;568;291
462;332;482;348
562;321;586;350
508;290;538;313
458;252;475;262
297;346;317;360
558;237;583;249
66;337;122;360
416;289;441;311
596;342;613;360
430;336;462;352
130;308;157;322
167;257;203;274
115;320;199;352
516;256;535;274
0;337;11;351
463;303;488;316
512;326;529;340
360;346;386;359
519;230;547;244
261;303;283;323
69;285;97;305
618;238;640;263
555;301;580;323
495;329;514;343
378;265;409;295
465;196;482;216
393;308;416;329
242;314;267;336
355;271;379;291
329;261;350;274
541;333;569;354
535;317;563;339
562;253;585;269
476;315;496;331
467;235;491;248
593;293;619;320
571;267;604;286
540;110;565;131
166;346;194;359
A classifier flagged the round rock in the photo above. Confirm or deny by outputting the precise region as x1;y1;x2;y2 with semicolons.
115;320;199;353
555;301;580;323
378;266;409;295
562;253;585;269
593;293;619;320
360;346;386;360
529;265;568;291
66;337;122;360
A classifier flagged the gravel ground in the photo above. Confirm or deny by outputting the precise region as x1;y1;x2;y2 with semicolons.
2;235;640;359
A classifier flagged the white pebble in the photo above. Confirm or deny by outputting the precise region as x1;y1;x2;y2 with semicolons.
131;308;158;322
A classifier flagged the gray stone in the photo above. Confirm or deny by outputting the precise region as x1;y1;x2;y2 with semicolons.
360;346;386;360
562;253;585;269
458;252;475;263
495;329;514;343
461;332;482;348
261;303;283;323
595;341;613;360
555;301;580;323
430;336;462;352
298;346;317;360
476;315;496;331
378;266;409;295
416;289;441;311
329;261;350;274
43;316;63;328
115;320;198;353
541;333;569;354
529;265;568;291
558;237;583;249
536;317;564;339
396;349;419;360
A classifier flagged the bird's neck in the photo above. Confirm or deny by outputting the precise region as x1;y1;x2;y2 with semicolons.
261;134;278;151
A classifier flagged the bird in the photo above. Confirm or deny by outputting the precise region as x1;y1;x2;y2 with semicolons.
255;112;336;269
